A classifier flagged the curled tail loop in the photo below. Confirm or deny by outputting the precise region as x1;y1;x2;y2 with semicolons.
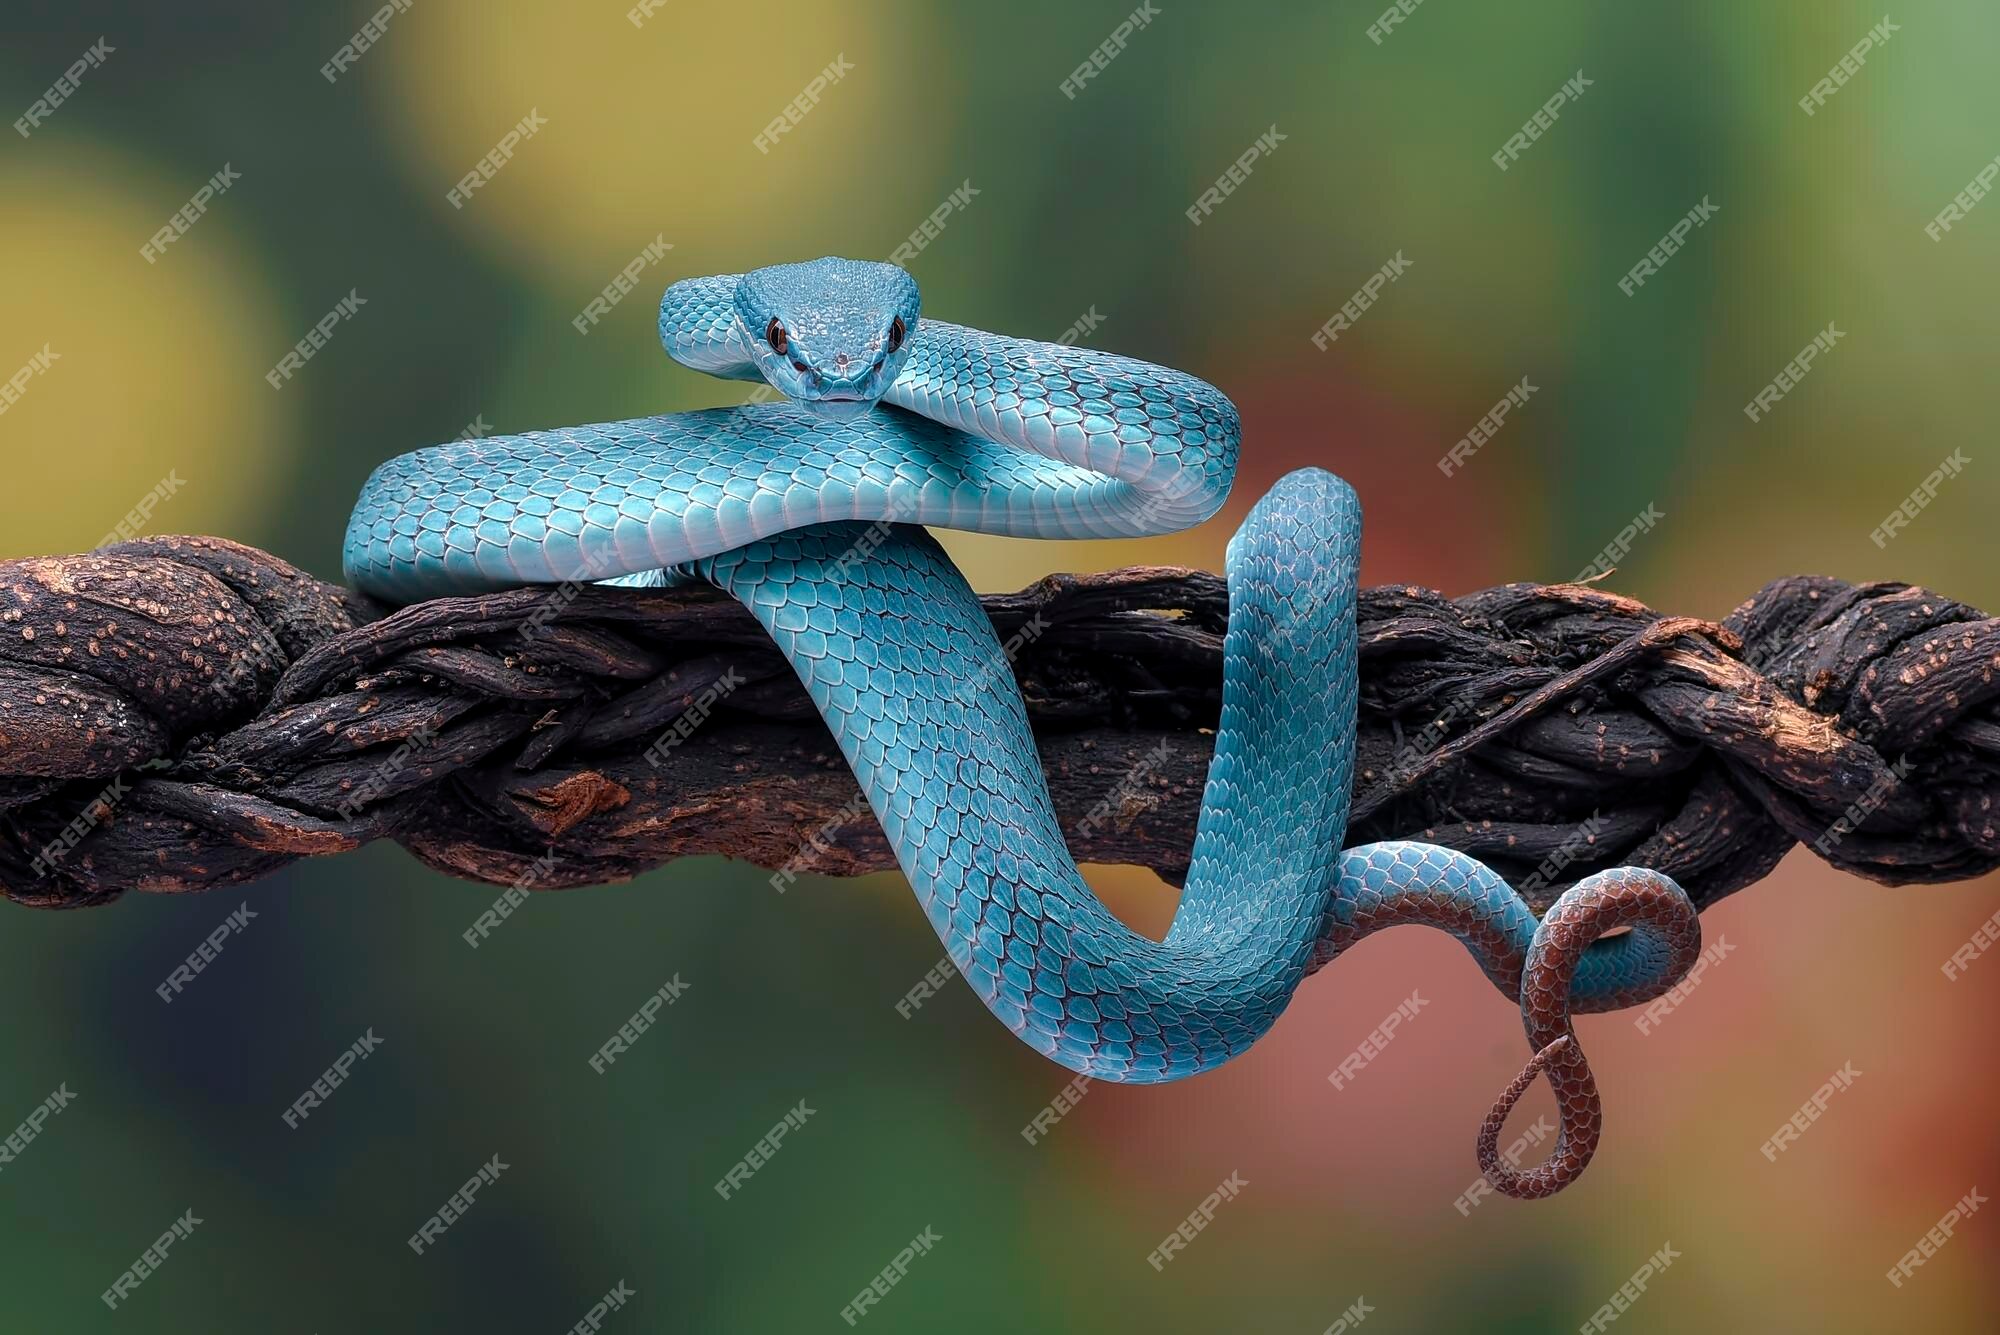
1477;868;1701;1199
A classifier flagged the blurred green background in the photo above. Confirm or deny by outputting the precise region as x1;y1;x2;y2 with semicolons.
4;1;1999;1330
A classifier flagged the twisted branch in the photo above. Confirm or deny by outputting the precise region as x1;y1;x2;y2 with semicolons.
2;535;1995;913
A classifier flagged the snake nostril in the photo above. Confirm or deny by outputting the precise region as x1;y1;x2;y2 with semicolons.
872;358;885;373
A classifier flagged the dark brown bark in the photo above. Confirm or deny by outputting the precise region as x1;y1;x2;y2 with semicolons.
2;535;1995;913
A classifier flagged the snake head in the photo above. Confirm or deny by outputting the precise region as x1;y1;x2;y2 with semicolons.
734;257;920;421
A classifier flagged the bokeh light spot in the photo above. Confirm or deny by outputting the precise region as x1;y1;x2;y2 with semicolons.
0;145;288;558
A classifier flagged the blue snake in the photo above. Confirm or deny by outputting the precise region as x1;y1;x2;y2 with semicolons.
345;257;1700;1197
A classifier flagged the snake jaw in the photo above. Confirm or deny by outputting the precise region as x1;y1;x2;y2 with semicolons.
801;396;876;423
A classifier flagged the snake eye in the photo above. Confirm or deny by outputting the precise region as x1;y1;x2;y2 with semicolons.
886;316;906;355
765;319;788;355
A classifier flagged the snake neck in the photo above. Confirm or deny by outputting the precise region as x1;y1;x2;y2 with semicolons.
884;319;1239;533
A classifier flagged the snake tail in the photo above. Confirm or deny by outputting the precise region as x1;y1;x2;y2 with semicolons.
1476;868;1702;1199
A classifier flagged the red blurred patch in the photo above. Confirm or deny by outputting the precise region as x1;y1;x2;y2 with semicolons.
1217;356;1519;594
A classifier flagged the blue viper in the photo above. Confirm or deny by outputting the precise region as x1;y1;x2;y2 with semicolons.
345;257;1701;1198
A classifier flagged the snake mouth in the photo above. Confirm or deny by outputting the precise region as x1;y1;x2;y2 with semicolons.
799;394;876;422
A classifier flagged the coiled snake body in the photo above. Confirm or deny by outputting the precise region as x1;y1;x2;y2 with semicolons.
345;257;1699;1198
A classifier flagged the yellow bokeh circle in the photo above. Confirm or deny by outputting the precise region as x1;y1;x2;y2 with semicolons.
380;0;955;288
0;144;289;559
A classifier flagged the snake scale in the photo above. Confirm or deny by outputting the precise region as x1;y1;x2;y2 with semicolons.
345;257;1700;1198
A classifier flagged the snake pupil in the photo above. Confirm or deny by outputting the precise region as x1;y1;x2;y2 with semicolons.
886;316;906;354
766;319;788;355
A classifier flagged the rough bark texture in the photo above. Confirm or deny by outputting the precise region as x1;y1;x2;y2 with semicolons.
1;535;1995;913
